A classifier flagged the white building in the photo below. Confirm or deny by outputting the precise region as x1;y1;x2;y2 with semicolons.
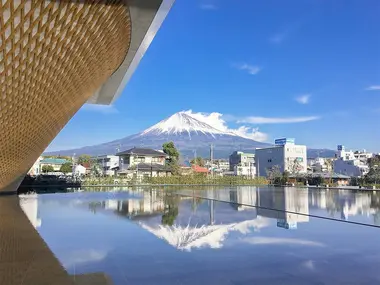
334;158;369;177
233;164;256;177
28;156;43;176
92;155;119;176
334;145;369;177
255;138;307;177
354;150;374;162
73;164;86;176
229;151;255;171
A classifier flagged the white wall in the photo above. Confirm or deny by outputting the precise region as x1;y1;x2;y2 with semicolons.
234;164;256;177
334;159;369;177
283;144;307;174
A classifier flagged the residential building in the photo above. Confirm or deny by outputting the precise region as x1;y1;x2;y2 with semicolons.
229;151;255;177
353;150;374;162
334;145;369;177
336;145;356;161
308;157;334;173
229;151;255;171
234;164;256;178
334;159;369;177
255;138;307;177
192;165;209;174
216;159;230;171
39;158;69;172
116;147;169;177
92;155;119;176
73;164;87;176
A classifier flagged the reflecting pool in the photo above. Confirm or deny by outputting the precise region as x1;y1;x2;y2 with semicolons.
20;186;380;284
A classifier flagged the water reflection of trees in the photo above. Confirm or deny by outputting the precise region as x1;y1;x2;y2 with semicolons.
161;195;180;226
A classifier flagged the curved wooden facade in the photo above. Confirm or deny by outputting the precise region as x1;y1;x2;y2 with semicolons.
0;0;131;191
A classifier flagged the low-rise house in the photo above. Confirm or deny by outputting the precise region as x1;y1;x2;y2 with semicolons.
234;164;256;178
116;147;169;177
91;155;119;176
132;163;171;178
229;151;255;171
73;164;86;176
192;165;209;174
80;162;92;175
40;158;69;172
216;159;230;171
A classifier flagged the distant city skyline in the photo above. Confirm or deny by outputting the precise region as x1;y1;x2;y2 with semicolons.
47;0;380;152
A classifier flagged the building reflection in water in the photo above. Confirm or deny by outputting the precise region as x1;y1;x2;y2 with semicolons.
309;189;378;222
19;194;42;228
20;187;380;254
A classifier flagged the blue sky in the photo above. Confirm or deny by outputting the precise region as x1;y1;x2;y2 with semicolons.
48;0;380;152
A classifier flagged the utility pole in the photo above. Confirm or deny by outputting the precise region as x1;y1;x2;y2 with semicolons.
257;158;260;178
210;144;214;178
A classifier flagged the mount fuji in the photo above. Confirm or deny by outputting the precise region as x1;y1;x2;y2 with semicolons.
46;111;335;159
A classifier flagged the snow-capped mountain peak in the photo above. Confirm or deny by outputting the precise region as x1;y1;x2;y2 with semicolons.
141;111;234;138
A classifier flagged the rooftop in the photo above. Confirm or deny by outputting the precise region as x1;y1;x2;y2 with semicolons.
116;147;167;157
40;158;68;165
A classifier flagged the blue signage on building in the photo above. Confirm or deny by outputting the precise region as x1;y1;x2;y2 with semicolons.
275;138;295;145
337;145;344;151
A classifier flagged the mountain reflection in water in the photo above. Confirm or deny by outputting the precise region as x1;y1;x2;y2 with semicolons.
20;186;380;285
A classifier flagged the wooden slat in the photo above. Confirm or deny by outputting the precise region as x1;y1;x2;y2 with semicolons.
0;0;131;190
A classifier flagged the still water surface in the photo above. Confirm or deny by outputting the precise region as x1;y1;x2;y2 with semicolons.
20;186;380;284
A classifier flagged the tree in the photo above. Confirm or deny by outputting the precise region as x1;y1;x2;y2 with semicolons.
60;162;73;173
162;142;179;160
281;170;290;185
368;155;380;168
78;154;91;165
42;165;54;173
163;142;180;174
266;165;281;184
191;156;205;167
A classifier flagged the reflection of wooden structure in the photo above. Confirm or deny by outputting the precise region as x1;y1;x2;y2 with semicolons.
0;195;114;284
72;273;113;285
0;195;74;285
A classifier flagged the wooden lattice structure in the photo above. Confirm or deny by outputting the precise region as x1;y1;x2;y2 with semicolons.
0;0;131;191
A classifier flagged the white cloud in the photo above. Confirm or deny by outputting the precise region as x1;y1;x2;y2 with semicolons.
234;63;261;75
269;32;288;44
366;85;380;91
81;104;118;114
200;4;217;10
237;116;320;124
302;260;316;270
295;94;311;104
233;126;269;142
242;237;325;247
182;110;269;142
61;249;108;268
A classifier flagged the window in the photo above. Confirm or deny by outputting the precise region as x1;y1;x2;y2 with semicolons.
268;159;272;163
